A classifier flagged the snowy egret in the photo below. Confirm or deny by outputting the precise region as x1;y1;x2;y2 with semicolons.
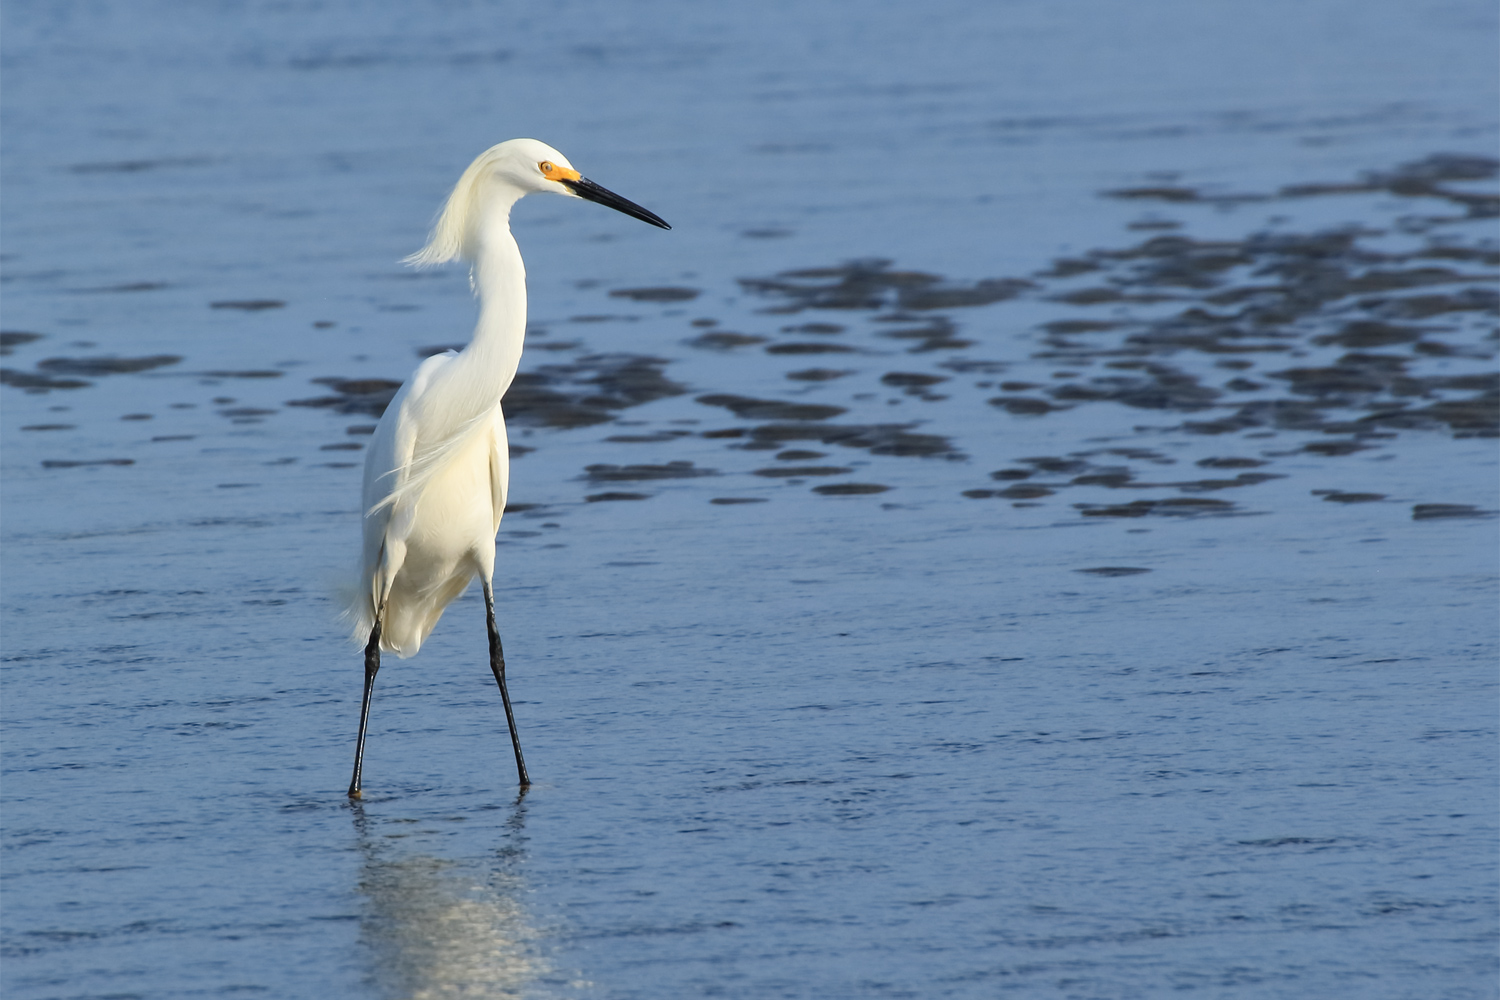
345;139;669;798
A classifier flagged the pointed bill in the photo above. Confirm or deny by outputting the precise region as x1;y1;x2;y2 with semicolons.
560;177;671;230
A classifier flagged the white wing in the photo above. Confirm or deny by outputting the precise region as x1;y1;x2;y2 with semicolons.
345;351;453;642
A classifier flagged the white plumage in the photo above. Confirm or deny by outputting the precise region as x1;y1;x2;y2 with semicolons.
344;138;669;798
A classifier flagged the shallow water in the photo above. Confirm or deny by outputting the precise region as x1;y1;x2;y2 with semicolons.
3;1;1498;998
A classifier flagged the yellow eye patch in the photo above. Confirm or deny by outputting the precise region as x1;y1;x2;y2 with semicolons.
538;160;582;182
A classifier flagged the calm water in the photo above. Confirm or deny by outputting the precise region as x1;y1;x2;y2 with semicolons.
3;2;1497;998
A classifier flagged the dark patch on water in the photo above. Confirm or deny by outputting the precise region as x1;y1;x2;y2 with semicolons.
585;491;650;502
289;45;513;71
900;279;1034;311
875;314;973;353
786;368;853;381
710;497;768;505
696;394;845;421
609;287;700;302
1365;287;1498;319
740;422;960;459
1105;154;1499;220
965;484;1054;499
210;300;285;311
1411;503;1497;520
80;281;170;293
1044;320;1119;335
2;354;185;392
1362;393;1499;436
689;331;767;350
990;197;1496;444
0;331;43;355
1037;257;1105;278
1312;321;1424;349
1314;491;1387;503
69;156;212;173
584;462;716;482
740;259;1030;313
1019;457;1089;474
813;483;890;495
881;372;949;389
289;379;403;416
1415;244;1500;266
21;423;75;431
1048;363;1221;411
940;358;1009;374
41;458;134;468
1283;153;1500;218
1075;498;1238;518
1076;567;1153;576
506;355;687;428
1132;472;1281;491
36;355;182;376
989;396;1068;415
1198;457;1266;469
967;450;1284;502
765;342;857;355
1049;287;1178;305
604;430;692;443
1105;186;1204;203
753;465;853;478
1298;439;1374;456
1;369;91;391
219;407;277;423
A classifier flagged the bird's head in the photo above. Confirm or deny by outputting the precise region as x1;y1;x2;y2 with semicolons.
406;138;669;267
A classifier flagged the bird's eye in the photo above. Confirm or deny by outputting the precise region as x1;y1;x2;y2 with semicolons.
539;161;555;175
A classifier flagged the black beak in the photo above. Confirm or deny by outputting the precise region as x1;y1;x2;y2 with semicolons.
561;177;671;230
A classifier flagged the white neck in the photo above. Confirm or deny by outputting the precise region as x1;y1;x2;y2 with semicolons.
462;189;528;398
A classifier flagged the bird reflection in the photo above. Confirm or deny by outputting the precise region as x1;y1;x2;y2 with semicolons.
349;798;546;999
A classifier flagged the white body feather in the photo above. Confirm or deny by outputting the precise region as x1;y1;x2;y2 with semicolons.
344;139;558;657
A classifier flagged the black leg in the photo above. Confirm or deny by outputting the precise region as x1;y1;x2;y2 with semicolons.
348;617;382;799
484;582;531;788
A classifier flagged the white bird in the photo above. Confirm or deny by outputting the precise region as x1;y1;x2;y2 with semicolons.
345;138;669;799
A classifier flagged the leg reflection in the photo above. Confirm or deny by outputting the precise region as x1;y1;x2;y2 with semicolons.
347;798;545;997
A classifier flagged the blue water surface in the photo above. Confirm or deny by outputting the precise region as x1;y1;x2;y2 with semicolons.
3;1;1497;997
